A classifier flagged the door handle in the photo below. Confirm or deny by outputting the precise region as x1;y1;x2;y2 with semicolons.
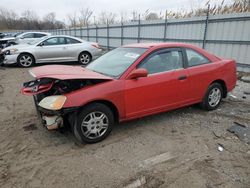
178;75;187;80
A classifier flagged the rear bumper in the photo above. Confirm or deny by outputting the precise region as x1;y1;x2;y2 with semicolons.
91;48;102;59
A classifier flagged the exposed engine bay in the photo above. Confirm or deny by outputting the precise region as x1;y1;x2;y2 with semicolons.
22;78;106;96
21;78;109;130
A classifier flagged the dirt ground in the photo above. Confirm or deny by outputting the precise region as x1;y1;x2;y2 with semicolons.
0;66;250;188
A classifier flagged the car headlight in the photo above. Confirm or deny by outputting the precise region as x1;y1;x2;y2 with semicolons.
4;48;18;55
38;95;67;110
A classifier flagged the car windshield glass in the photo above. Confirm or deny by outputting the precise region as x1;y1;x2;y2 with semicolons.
14;33;22;37
27;36;48;45
86;47;147;77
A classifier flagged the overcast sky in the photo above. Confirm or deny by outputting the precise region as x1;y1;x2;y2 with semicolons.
1;0;233;21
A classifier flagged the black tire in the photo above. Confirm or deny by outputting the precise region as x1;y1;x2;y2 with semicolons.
17;53;35;67
74;103;114;144
78;52;92;65
201;83;223;111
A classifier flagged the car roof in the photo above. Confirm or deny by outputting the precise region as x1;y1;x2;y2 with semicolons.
123;42;200;49
123;42;221;62
21;31;50;35
48;35;84;41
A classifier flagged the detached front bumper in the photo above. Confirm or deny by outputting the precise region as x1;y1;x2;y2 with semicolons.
33;95;78;130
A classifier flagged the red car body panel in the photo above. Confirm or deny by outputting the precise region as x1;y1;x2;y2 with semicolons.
30;65;113;80
22;43;237;122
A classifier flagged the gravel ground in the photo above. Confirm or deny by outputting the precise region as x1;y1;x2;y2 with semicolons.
0;67;250;188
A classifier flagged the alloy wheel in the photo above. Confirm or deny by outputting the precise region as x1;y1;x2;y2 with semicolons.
80;54;90;64
208;87;221;107
81;111;109;139
19;55;33;67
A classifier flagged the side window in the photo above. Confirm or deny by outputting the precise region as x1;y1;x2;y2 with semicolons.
34;33;46;38
43;37;66;46
66;37;81;44
22;33;34;38
139;50;183;74
186;49;210;67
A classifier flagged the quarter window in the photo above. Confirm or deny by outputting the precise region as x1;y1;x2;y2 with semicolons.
34;33;47;38
43;37;66;46
22;33;34;38
186;49;210;67
139;50;183;74
66;37;81;44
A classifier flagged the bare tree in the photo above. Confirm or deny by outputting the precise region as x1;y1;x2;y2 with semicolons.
119;10;128;22
131;10;139;21
78;8;93;27
67;12;78;28
43;12;57;29
145;12;159;20
98;11;116;24
21;10;39;21
0;7;18;29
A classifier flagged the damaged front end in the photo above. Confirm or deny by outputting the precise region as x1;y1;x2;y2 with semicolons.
21;76;110;131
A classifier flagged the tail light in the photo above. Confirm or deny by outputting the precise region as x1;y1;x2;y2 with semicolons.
91;43;101;49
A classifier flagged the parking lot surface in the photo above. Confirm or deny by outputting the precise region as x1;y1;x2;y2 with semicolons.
0;67;250;188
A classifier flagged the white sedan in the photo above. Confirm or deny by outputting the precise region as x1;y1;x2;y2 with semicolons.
1;35;102;67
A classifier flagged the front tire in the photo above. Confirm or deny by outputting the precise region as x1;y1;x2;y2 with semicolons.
78;52;92;65
201;83;223;111
74;103;114;144
17;53;35;67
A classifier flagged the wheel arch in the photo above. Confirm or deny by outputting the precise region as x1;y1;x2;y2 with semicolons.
77;100;120;123
18;52;36;63
210;79;227;98
79;51;92;60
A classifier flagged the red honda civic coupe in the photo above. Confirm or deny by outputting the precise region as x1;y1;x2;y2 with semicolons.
21;43;237;143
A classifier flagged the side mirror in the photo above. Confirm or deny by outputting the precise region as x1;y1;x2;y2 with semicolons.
38;42;44;47
20;36;24;39
127;68;148;79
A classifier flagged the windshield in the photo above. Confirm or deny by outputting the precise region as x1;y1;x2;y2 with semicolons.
14;33;22;37
86;47;147;77
27;36;48;45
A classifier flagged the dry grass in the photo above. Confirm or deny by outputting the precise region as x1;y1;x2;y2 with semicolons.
167;0;250;18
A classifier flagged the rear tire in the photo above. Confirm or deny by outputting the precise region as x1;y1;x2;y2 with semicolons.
78;52;92;65
201;83;223;111
74;103;114;144
17;53;35;67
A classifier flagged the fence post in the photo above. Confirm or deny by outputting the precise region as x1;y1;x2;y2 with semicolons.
107;20;110;51
80;27;83;39
137;14;141;43
87;24;89;41
95;25;99;43
121;22;124;46
202;4;210;49
163;10;168;42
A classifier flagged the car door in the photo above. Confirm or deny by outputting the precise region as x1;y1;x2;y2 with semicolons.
34;37;70;62
124;48;192;119
65;37;84;61
184;48;217;101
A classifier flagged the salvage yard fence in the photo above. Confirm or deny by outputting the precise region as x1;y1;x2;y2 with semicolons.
10;12;250;72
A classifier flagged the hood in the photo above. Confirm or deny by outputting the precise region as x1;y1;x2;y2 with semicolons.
29;65;114;80
2;43;30;51
0;37;15;41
